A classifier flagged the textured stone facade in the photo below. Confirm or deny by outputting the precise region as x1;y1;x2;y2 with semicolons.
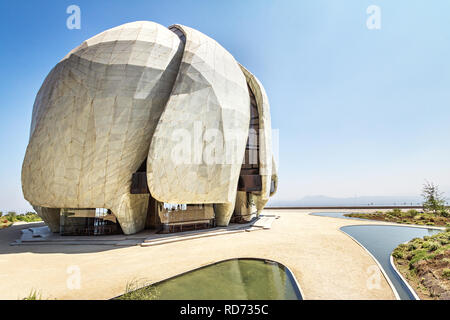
22;21;277;234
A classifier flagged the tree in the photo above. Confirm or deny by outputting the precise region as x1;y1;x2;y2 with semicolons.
422;181;447;216
6;211;17;222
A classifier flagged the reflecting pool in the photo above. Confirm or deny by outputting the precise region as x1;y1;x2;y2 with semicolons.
341;225;441;300
117;258;302;300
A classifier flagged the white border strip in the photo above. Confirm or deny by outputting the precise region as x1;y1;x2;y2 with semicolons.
389;255;420;300
282;263;306;300
339;229;401;300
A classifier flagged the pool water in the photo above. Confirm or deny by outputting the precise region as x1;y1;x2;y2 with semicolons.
341;225;441;300
310;211;368;220
118;258;302;300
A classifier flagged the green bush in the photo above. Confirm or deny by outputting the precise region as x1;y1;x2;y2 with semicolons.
16;212;41;222
5;212;17;222
22;289;42;300
2;212;41;223
440;210;449;218
428;242;440;251
442;269;450;279
409;249;429;269
422;241;431;248
406;209;418;217
392;249;404;259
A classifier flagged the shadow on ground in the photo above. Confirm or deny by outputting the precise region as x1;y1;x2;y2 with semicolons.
0;222;132;254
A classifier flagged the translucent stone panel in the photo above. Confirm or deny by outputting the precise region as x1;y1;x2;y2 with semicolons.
22;21;184;234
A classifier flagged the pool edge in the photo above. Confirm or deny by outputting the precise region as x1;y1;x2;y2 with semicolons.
389;254;420;300
339;228;401;300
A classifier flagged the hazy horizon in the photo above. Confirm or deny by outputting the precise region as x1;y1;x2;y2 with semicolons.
3;193;448;214
1;1;449;213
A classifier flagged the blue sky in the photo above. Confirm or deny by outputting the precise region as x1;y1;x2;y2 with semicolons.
0;0;449;211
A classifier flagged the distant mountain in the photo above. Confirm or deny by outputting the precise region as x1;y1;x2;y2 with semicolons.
267;195;425;207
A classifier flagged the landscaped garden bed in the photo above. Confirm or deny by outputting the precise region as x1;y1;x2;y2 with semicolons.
344;209;450;227
345;182;450;227
0;211;42;229
0;219;12;229
392;230;450;300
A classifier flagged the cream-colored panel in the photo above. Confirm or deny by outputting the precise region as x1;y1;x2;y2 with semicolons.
22;21;183;234
147;25;250;208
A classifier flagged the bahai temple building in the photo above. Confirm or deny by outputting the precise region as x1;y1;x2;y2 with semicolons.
21;21;277;235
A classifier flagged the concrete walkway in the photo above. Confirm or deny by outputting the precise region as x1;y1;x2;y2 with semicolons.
0;209;398;300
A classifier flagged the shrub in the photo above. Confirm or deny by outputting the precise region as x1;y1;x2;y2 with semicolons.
392;250;404;259
409;249;428;269
428;242;440;251
406;209;418;218
22;289;42;300
442;269;450;279
5;212;17;222
440;210;449;218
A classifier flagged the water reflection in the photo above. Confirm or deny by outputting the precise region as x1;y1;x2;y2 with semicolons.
121;259;302;300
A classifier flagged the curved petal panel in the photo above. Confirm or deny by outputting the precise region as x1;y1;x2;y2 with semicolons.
239;66;273;208
147;25;250;205
22;21;184;234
